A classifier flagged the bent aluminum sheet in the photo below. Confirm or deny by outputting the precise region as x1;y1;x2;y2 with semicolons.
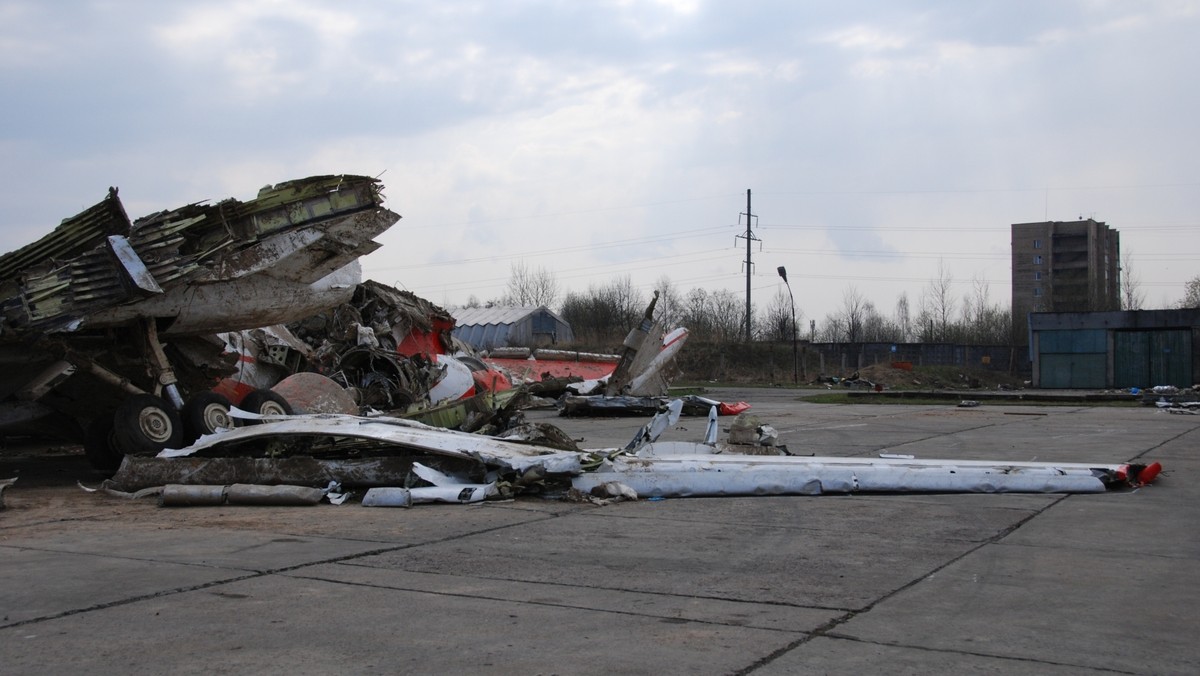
158;413;586;475
572;448;1123;497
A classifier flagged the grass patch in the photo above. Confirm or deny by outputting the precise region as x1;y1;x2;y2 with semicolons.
665;386;710;396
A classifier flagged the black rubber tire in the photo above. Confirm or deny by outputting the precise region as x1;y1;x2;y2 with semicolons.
238;388;293;424
182;391;235;442
83;416;123;472
112;394;184;456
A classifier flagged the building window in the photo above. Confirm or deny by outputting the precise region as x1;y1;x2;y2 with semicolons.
1033;287;1042;297
1034;271;1042;281
1033;255;1043;265
1033;239;1042;249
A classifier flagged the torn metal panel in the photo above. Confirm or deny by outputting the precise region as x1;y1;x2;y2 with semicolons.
623;399;683;450
0;187;132;282
627;327;688;395
401;387;522;431
109;454;474;492
561;395;666;417
486;350;616;385
0;477;15;509
572;451;1158;497
605;292;660;396
359;462;502;505
0;175;397;336
213;325;315;404
409;485;495;504
156;414;587;475
361;487;413;507
106;235;163;295
84;249;369;334
561;394;744;418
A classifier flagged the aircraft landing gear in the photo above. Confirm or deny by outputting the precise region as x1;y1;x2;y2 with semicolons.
182;391;235;442
238;388;294;423
112;394;184;456
79;321;294;471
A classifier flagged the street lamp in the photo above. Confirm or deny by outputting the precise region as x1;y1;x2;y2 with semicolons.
777;266;798;384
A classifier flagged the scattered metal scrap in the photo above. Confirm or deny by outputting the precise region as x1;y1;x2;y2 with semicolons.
1164;401;1200;415
549;293;748;418
0;476;15;509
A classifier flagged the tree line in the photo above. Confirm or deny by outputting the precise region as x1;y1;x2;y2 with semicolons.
464;262;1199;347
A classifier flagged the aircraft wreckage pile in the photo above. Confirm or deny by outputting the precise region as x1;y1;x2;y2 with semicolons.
0;175;1164;506
0;175;405;468
0;174;713;472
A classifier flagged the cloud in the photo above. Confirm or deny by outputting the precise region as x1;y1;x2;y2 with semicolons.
0;0;1197;322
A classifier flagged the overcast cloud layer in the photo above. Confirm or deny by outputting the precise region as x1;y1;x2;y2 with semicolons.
1;0;1197;325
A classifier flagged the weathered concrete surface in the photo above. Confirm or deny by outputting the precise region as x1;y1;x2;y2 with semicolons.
1;391;1196;674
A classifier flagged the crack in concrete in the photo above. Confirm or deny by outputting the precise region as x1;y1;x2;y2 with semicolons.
736;494;1073;673
0;510;566;631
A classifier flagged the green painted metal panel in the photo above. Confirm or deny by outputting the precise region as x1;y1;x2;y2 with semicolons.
1039;329;1107;353
1151;330;1191;387
1040;353;1106;388
1114;330;1192;388
1038;329;1107;388
1114;331;1149;387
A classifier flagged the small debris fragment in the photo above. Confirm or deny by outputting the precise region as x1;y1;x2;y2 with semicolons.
0;477;16;509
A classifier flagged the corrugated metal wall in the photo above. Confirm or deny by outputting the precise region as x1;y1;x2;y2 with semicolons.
452;309;575;350
1037;329;1107;388
1114;329;1192;388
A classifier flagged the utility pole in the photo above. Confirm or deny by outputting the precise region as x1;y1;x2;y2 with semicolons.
736;189;760;343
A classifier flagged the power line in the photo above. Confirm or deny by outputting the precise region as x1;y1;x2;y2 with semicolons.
754;181;1200;197
413;193;742;228
369;224;732;272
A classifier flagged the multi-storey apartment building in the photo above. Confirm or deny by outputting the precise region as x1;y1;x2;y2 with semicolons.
1011;219;1120;342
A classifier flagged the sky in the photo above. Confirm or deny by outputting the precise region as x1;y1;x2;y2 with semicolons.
1;0;1197;328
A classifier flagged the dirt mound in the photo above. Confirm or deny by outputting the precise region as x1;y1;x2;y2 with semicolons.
851;363;1025;391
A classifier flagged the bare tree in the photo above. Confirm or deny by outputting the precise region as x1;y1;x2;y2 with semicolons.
921;260;956;341
957;274;1011;344
654;276;685;329
708;289;745;342
675;287;746;342
559;275;646;344
838;286;868;343
1180;275;1200;309
503;261;560;307
860;300;902;342
682;288;713;340
1121;249;1146;310
607;275;645;332
760;289;795;342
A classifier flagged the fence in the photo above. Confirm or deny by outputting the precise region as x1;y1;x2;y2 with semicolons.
672;341;1026;383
